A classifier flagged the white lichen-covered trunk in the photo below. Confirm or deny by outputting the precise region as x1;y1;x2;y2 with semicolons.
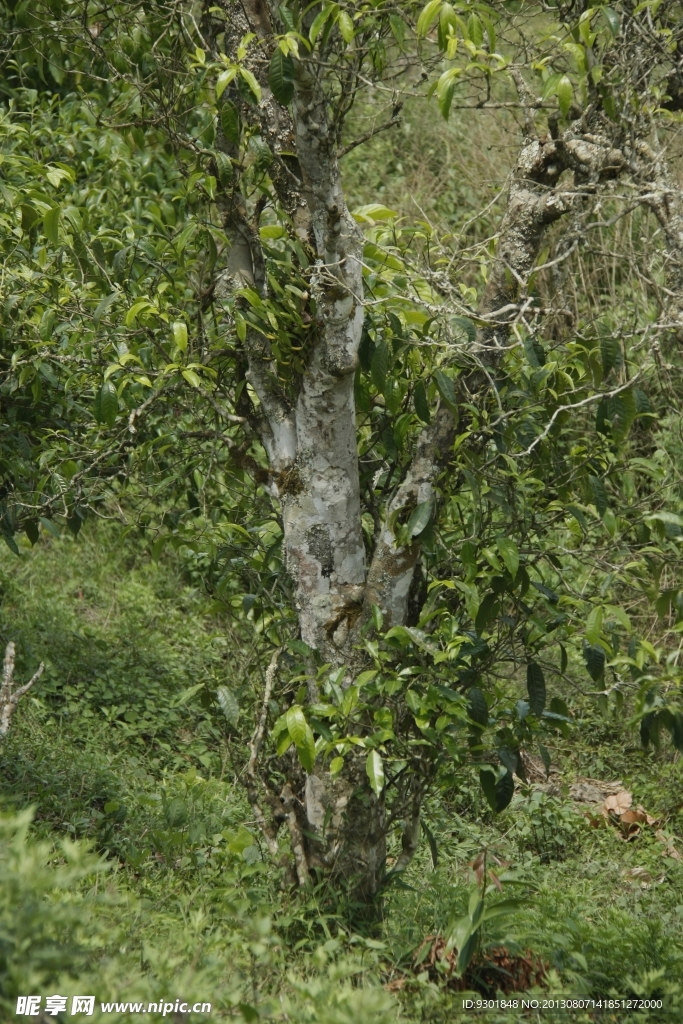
216;0;654;905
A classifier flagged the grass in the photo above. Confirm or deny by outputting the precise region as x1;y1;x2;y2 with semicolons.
0;524;682;1022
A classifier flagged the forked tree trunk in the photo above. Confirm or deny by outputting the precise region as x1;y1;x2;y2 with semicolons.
214;0;661;907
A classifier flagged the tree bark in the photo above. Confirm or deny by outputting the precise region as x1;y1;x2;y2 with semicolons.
212;2;656;904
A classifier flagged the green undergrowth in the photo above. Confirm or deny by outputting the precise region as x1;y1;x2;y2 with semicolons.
0;526;682;1022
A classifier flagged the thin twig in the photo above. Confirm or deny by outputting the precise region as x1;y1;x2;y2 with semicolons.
338;112;402;159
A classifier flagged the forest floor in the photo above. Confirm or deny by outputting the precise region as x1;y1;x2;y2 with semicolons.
1;525;682;1023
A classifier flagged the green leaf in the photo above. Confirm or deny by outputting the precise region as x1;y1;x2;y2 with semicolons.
182;369;201;388
217;686;240;727
2;533;19;555
24;521;39;545
600;335;619;377
602;6;620;35
589;475;608;517
216;66;237;99
268;47;294;105
43;205;60;245
560;643;568;674
557;75;573;117
586;605;603;646
309;3;337;44
165;797;187;828
475;592;499;632
406;501;431;539
584;643;606;682
39;517;60;538
495;769;514;811
286;705;307;746
482;898;528;924
215;151;233;187
366;749;385;797
371;341;390;393
496;537;519;579
296;724;316;773
526;662;546;716
452;316;477;343
467;13;483;47
413;380;431;423
613;387;636;442
338;10;354;43
239;68;261;103
96;381;118;428
417;0;442;37
389;14;405;44
434;369;457;410
173;321;188;352
468;687;488;728
93;293;118;327
422;820;438;868
221;102;241;145
538;743;551;778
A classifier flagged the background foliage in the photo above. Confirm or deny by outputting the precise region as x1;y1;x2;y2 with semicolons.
2;0;683;1018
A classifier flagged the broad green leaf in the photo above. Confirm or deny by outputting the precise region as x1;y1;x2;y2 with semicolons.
613;387;636;441
602;6;620;35
526;662;546;716
338;10;354;42
239;68;261;102
330;755;344;776
589;475;608;517
480;766;514;812
221;102;241;145
96;381;118;428
296;723;316;773
495;769;514;811
371;341;390;392
452;316;477;343
125;299;152;326
216;66;237;99
366;749;385;797
557;75;573;117
482;898;528;922
601;335;619;377
217;686;240;727
286;704;307;746
165;798;187;828
413;380;431;423
268;47;294;105
586;605;603;645
43;205;60;245
417;0;442;37
434;369;457;410
406;500;431;539
467;13;483;47
467;687;488;728
93;292;117;327
174;682;204;706
496;537;519;579
173;321;188;352
353;203;398;223
584;643;606;681
182;369;201;388
389;14;406;45
309;3;337;44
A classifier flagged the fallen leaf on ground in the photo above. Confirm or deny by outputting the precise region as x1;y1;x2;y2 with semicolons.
602;790;632;817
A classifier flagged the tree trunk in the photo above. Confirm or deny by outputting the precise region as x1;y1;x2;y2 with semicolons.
214;1;653;907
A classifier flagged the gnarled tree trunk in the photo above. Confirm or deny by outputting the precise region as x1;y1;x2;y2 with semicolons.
212;0;676;908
